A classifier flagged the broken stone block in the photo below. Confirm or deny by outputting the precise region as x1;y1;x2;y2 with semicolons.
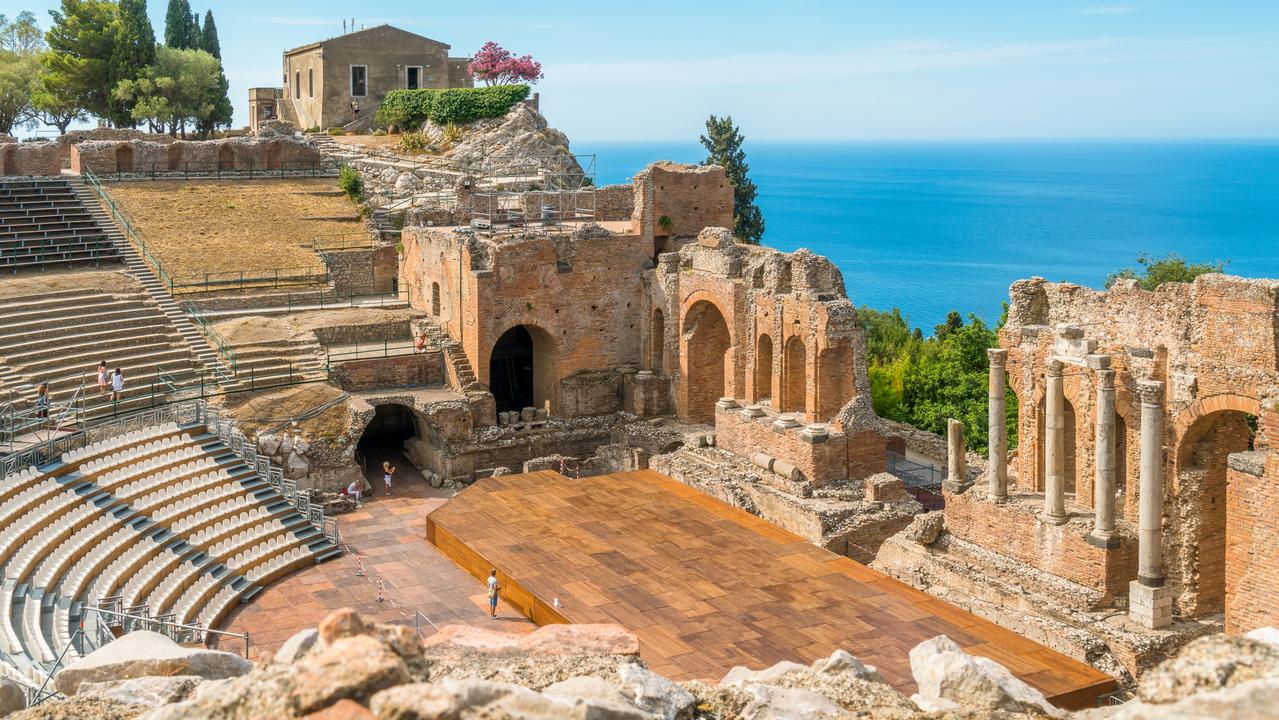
520;407;536;423
55;631;252;695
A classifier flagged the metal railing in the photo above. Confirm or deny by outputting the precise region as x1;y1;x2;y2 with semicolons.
324;339;418;368
82;167;175;290
26;629;85;707
88;160;336;182
89;599;250;656
170;264;330;295
312;232;379;252
183;302;237;377
1;388;85;453
887;450;945;510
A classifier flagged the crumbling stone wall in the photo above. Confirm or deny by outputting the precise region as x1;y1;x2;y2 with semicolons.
327;354;444;391
1;141;62;176
323;246;398;294
1225;450;1279;633
631;161;734;240
70;137;321;174
954;274;1279;631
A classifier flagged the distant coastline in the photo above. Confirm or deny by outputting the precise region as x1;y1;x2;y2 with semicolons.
581;140;1279;330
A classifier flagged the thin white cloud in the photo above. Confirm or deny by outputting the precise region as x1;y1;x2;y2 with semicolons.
1079;5;1139;15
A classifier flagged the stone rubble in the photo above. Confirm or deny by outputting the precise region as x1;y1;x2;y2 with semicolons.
13;612;1279;719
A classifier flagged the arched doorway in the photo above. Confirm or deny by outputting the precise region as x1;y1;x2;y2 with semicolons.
754;334;773;405
1175;408;1255;616
488;325;556;414
782;336;806;415
166;143;183;171
265;142;282;171
218;144;234;171
682;300;730;423
355;403;422;497
1036;396;1078;496
115;144;133;173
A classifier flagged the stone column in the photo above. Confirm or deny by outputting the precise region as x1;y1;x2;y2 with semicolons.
1087;355;1119;547
1129;379;1172;629
987;349;1008;501
1042;359;1068;524
943;418;970;493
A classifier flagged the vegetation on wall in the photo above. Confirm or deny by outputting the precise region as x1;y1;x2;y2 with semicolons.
1105;252;1228;290
859;306;1016;455
700;115;765;245
377;85;530;129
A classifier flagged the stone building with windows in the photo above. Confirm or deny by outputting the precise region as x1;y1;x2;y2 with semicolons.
249;25;473;133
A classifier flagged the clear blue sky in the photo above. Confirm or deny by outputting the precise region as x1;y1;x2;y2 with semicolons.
15;0;1279;140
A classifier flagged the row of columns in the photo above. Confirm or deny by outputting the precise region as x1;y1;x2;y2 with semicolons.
984;349;1171;628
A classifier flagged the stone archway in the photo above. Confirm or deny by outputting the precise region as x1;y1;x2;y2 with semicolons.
488;324;558;414
754;334;773;405
218;144;234;171
355;403;423;496
682;299;731;423
265;141;282;171
782;336;806;415
651;308;665;372
115;144;134;173
1036;396;1078;496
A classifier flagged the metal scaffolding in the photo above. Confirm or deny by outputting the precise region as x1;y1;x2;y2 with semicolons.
469;153;597;235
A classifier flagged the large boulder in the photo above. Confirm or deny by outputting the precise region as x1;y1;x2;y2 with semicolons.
54;631;252;696
540;675;649;720
76;676;205;708
1108;677;1279;720
289;634;410;714
739;684;844;720
1136;634;1279;704
909;635;1063;717
0;676;24;716
369;679;574;720
617;663;696;720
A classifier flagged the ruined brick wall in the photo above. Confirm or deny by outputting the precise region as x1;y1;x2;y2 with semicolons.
631;162;734;239
70;138;321;174
323;246;398;294
1;142;63;176
328;354;444;390
980;274;1279;626
1225;451;1279;633
518;184;632;222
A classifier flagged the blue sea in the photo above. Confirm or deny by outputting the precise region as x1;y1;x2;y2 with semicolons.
578;141;1279;331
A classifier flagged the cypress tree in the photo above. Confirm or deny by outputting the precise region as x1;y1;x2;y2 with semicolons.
107;0;156;127
163;0;194;48
190;11;199;44
700;115;765;245
199;9;219;58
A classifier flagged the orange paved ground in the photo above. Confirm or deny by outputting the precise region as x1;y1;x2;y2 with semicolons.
427;469;1117;709
219;450;532;658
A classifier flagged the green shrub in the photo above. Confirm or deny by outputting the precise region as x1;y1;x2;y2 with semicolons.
398;131;429;154
371;129;386;137
338;166;364;202
327;127;344;136
377;85;531;128
442;122;464;145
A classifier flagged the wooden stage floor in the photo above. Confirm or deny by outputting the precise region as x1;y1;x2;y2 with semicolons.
426;469;1117;709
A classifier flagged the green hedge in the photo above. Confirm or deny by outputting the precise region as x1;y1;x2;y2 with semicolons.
377;85;531;129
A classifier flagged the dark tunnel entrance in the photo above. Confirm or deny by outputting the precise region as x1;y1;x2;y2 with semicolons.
489;326;536;413
355;403;420;494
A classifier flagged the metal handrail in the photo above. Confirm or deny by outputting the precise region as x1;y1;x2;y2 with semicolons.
92;160;335;182
28;629;85;706
82;167;175;290
324;339;418;367
183;302;238;376
312;232;379;252
169;264;330;294
86;604;251;657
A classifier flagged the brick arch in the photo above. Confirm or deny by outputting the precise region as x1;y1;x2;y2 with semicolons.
781;335;806;415
1173;393;1262;447
753;333;773;404
680;298;732;423
485;322;560;415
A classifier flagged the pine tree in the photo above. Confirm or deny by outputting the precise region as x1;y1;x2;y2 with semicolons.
42;0;119;120
199;9;219;58
107;0;156;127
163;0;194;48
700;115;765;245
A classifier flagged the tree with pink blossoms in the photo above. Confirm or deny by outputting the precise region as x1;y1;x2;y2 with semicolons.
468;41;544;86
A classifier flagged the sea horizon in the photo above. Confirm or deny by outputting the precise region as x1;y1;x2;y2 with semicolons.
579;139;1279;332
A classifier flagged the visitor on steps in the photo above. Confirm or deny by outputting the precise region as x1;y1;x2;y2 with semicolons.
351;99;360;124
96;360;109;395
346;479;363;507
110;368;125;405
383;461;396;496
414;333;427;354
35;383;50;425
487;569;500;618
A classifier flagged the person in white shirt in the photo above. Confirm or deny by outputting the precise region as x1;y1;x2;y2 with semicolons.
487;569;500;618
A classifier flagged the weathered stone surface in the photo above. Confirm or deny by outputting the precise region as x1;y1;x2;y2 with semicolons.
517;624;640;658
7;695;146;720
369;679;559;720
273;628;321;665
290;635;410;714
318;608;370;645
1107;677;1279;720
76;675;205;708
809;649;881;682
904;511;944;545
909;635;1062;717
54;631;252;696
304;698;376;719
285;450;310;479
1244;627;1279;649
616;663;695;720
1136;634;1279;703
0;677;24;716
257;433;282;457
721;661;808;686
541;675;648;719
739;684;843;720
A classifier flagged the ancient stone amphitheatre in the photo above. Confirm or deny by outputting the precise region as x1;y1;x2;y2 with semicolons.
1;28;1277;720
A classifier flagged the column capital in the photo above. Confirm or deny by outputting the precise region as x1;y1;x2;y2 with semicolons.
988;348;1008;366
1095;367;1116;389
1085;353;1111;370
1046;359;1064;376
1136;379;1165;405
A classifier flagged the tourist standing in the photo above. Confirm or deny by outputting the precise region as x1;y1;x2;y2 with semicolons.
35;383;50;425
96;360;109;395
414;333;427;354
110;368;125;405
351;99;360;124
383;460;396;496
487;569;500;619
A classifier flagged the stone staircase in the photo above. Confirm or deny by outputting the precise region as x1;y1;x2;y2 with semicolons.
219;337;327;395
0;179;122;274
68;178;225;379
421;322;480;392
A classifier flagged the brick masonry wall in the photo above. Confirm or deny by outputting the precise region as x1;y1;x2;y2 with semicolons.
714;405;849;485
1;142;62;176
70;138;321;174
1225;451;1279;633
944;489;1138;600
328;354;443;391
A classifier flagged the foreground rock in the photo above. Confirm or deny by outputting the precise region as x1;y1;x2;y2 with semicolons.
0;677;25;716
53;631;253;696
909;635;1063;717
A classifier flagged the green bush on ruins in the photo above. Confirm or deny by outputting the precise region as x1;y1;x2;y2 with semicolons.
377;84;531;129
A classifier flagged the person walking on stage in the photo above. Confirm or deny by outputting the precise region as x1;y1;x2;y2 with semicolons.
487;569;500;619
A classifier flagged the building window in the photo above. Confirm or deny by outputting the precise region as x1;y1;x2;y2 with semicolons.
406;66;421;90
350;65;367;97
308;68;314;98
294;71;300;99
